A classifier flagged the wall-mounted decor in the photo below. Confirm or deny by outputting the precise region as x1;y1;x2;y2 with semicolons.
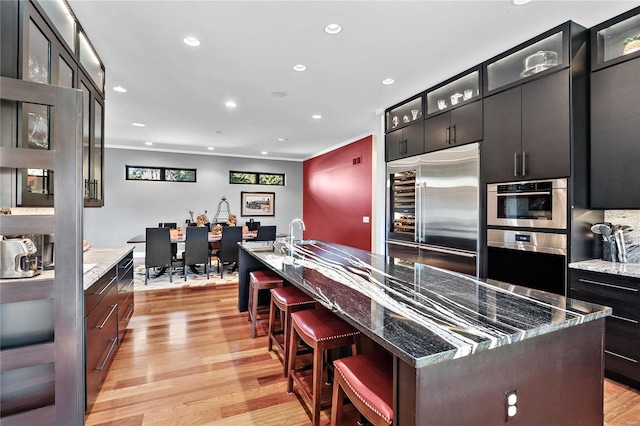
230;171;285;186
126;165;196;182
241;191;275;216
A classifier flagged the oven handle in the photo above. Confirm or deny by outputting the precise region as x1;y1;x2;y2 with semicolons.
487;240;567;256
496;191;551;196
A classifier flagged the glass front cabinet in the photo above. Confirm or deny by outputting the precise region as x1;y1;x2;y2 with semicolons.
2;0;105;207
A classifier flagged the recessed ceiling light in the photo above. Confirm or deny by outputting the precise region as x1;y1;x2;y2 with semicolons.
271;91;288;98
277;137;288;142
382;78;395;85
207;147;214;150
512;0;532;5
225;101;237;108
113;86;127;93
183;36;200;47
132;122;146;127
293;64;307;72
312;114;322;119
144;141;153;146
216;130;222;134
324;24;342;35
261;151;268;155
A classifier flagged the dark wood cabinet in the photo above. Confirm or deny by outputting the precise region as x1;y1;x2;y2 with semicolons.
85;267;119;412
385;122;424;161
570;269;640;388
424;100;482;152
482;69;570;183
590;58;640;208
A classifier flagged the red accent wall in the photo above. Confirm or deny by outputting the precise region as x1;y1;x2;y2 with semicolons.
303;136;372;251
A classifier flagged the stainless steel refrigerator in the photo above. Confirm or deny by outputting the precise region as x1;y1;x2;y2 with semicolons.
386;143;479;276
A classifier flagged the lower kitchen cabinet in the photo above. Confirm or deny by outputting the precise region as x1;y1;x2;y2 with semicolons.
85;267;119;412
569;269;640;387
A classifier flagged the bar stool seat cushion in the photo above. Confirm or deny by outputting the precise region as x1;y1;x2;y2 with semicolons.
272;286;314;307
293;309;360;342
333;351;393;425
250;270;283;284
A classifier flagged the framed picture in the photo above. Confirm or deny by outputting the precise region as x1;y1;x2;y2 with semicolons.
241;191;275;216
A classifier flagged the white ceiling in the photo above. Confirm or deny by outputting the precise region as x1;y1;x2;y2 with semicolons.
67;0;638;161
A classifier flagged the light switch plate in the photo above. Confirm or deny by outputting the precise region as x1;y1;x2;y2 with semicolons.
363;216;370;223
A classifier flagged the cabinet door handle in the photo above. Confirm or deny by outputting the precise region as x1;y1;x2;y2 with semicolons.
96;304;118;329
403;140;408;156
451;124;456;144
96;338;118;371
121;259;134;270
446;126;451;144
513;152;520;177
522;151;527;176
94;275;117;296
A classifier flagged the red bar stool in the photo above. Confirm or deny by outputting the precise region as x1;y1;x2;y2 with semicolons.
331;351;394;426
287;309;361;426
248;270;283;338
268;286;316;376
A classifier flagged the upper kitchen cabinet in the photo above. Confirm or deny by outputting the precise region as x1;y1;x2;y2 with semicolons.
424;67;482;153
385;95;424;161
590;7;640;209
0;0;105;207
592;6;640;71
482;22;588;184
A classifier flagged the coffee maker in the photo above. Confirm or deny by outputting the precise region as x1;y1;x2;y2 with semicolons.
0;236;42;278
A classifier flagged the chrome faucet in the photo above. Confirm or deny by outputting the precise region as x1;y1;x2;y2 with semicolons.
288;218;305;245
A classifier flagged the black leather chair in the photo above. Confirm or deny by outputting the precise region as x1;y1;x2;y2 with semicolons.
216;226;243;278
158;222;178;260
182;226;210;281
255;225;276;241
145;227;175;285
246;221;261;231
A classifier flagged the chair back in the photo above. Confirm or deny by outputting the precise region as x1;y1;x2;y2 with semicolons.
219;226;243;264
183;226;209;265
255;225;276;241
245;221;261;231
145;227;172;268
158;222;177;229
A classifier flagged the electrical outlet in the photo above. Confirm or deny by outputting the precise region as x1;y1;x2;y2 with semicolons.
505;390;517;422
363;216;370;223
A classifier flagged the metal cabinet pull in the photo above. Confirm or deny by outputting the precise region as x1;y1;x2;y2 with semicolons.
451;124;456;144
522;151;527;176
120;278;134;293
513;152;520;176
446;126;451;144
96;338;118;371
96;304;118;329
605;350;638;363
121;259;134;270
123;304;135;322
578;278;638;292
94;275;117;296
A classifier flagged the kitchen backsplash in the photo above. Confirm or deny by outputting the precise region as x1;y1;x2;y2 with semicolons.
605;210;640;263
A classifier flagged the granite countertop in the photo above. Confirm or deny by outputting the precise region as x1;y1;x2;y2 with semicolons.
569;259;640;279
241;240;610;368
83;246;133;290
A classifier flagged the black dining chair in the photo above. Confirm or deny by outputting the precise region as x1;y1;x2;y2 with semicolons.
145;227;175;285
216;226;243;278
182;226;210;281
246;221;261;231
158;222;178;260
255;225;276;241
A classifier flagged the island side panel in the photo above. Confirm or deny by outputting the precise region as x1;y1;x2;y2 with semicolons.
237;247;270;312
406;319;605;425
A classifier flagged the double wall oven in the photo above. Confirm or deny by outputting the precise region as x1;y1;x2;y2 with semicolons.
486;178;568;295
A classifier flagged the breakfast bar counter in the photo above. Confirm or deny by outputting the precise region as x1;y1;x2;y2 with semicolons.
238;240;611;425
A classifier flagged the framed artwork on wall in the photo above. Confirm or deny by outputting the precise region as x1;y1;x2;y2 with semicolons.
241;191;275;216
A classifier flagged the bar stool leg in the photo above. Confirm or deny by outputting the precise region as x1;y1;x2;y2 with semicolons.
286;325;298;393
312;345;324;426
250;283;260;338
267;296;277;353
247;281;254;323
330;377;345;426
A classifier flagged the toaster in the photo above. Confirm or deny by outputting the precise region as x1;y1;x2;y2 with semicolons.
0;237;42;279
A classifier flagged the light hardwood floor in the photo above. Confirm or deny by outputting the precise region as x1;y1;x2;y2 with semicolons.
85;285;640;426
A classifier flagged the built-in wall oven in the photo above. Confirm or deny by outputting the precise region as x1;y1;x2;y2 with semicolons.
487;178;567;229
487;230;567;295
486;178;569;295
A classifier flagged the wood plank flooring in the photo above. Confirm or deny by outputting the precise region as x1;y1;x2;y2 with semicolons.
85;285;640;426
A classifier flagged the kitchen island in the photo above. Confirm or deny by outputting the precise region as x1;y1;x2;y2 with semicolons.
239;240;611;425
